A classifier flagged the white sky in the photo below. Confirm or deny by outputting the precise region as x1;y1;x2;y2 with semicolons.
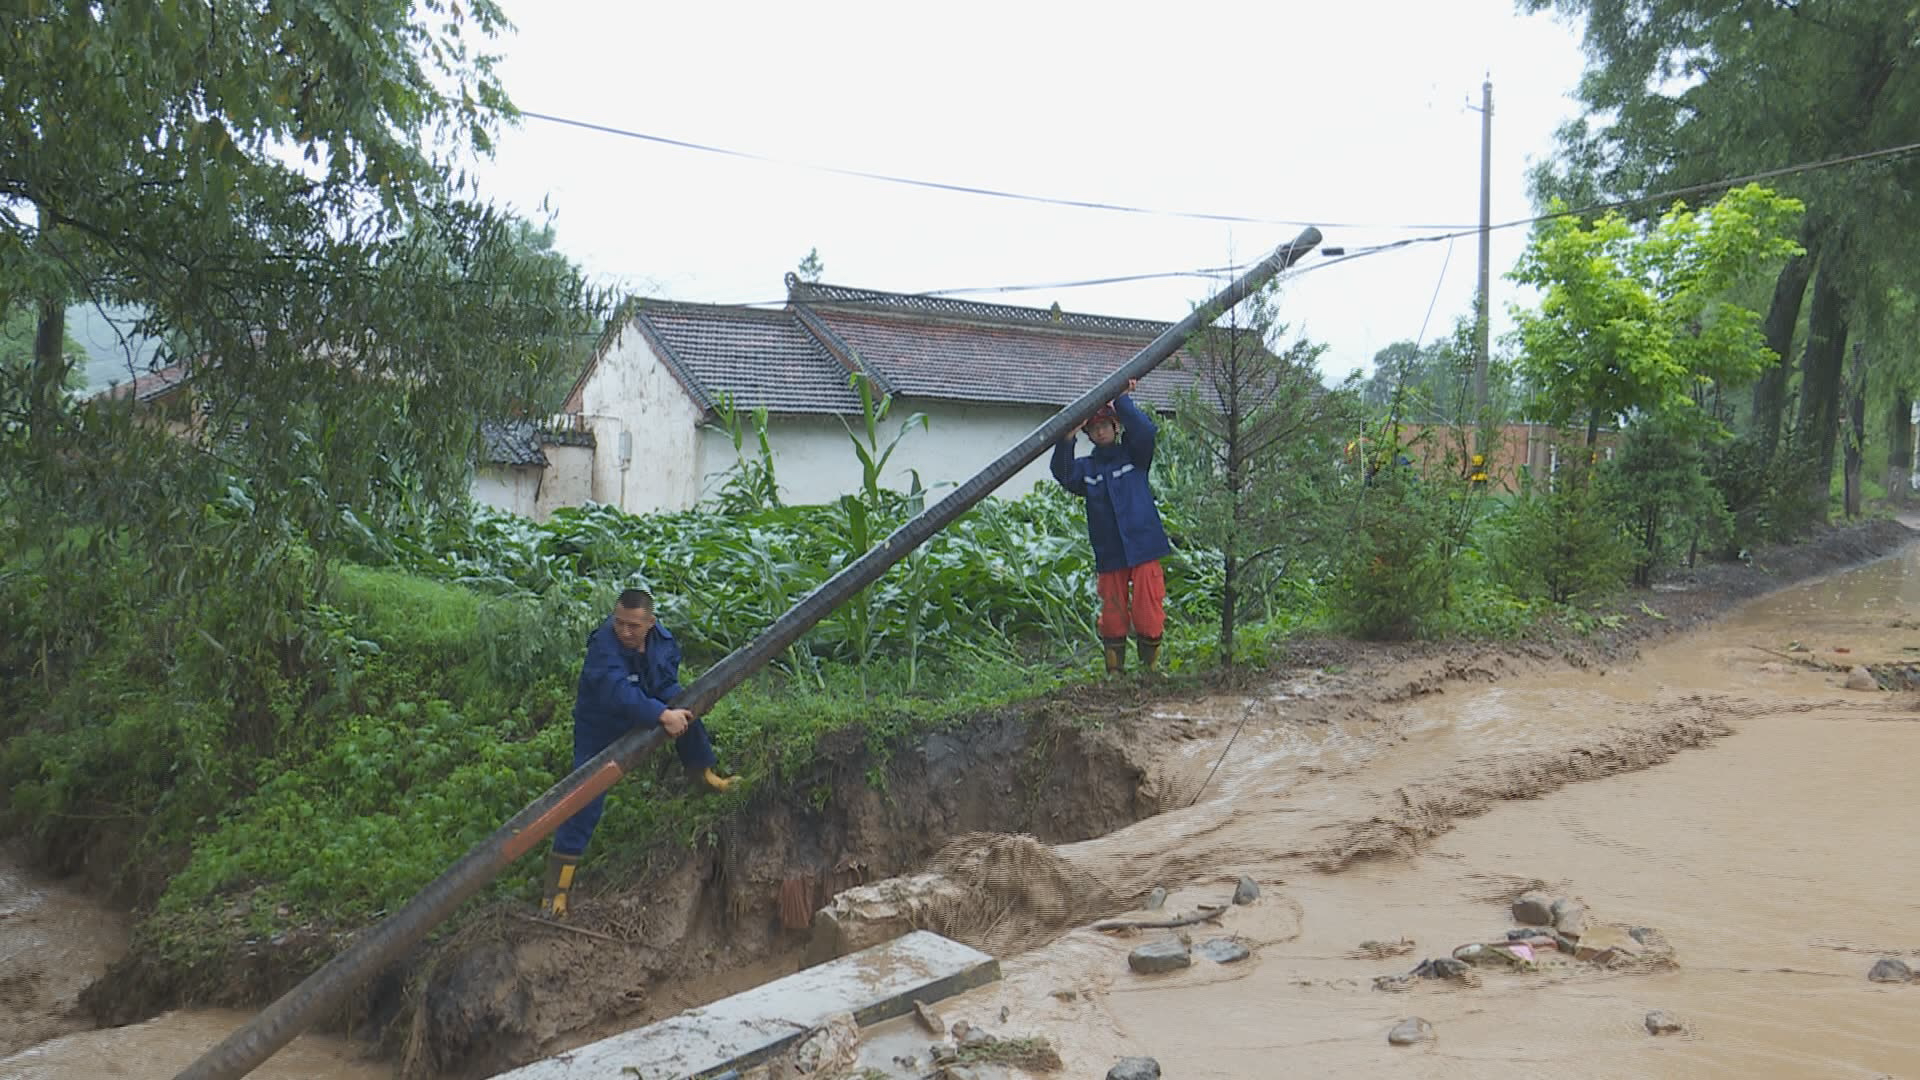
468;1;1591;380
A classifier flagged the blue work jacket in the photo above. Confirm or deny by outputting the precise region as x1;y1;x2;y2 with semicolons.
572;617;684;735
1049;394;1173;573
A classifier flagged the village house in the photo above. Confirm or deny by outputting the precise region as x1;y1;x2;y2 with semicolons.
474;276;1214;519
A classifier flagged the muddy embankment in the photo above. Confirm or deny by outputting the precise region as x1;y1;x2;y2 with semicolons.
25;516;1915;1079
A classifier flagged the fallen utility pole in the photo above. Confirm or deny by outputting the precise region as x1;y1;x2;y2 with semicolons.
174;226;1322;1080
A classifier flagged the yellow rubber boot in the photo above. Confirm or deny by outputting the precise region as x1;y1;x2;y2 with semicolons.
540;852;578;917
699;767;737;794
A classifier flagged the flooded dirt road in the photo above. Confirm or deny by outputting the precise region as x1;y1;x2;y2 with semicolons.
867;541;1920;1078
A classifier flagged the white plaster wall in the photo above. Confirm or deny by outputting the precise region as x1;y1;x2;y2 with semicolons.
534;444;595;520
695;399;1066;507
575;323;706;514
473;465;540;518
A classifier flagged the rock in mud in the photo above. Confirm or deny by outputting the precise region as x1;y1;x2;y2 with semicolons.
1107;1057;1162;1080
1644;1010;1685;1035
1868;957;1912;983
1552;899;1589;937
1511;891;1554;925
1233;875;1261;905
1196;937;1251;964
806;872;975;963
1144;886;1168;911
1128;941;1193;974
913;999;944;1034
1388;1016;1436;1045
1846;665;1879;691
1412;956;1472;980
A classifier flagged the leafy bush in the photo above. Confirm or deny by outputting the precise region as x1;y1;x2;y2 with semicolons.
1490;466;1635;604
1598;417;1733;585
1707;432;1826;549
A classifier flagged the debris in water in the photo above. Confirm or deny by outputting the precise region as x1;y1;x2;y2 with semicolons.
1846;665;1878;691
941;1033;1064;1071
1354;937;1416;958
1232;876;1261;905
1144;886;1167;911
1195;937;1251;964
1388;1016;1436;1045
1644;1010;1685;1035
1126;941;1192;974
912;999;943;1034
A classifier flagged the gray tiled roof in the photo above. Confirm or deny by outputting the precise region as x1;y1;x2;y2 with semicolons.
803;305;1203;411
479;420;547;467
633;301;864;415
573;284;1270;419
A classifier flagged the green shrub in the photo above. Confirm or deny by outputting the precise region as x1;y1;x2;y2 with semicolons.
1489;467;1635;604
1328;467;1452;640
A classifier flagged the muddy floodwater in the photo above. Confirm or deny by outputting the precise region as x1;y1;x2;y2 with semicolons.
888;542;1920;1078
6;539;1919;1080
0;862;385;1080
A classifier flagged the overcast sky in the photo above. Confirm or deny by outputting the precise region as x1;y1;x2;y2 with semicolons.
467;1;1591;380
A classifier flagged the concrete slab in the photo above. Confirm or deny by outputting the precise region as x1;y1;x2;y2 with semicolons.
489;930;1000;1080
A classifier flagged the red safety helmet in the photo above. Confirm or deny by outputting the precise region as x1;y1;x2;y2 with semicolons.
1087;402;1119;425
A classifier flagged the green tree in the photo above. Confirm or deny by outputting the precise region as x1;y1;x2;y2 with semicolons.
0;2;600;859
1362;321;1520;425
1508;184;1805;443
1525;0;1920;495
796;247;826;283
1165;285;1360;665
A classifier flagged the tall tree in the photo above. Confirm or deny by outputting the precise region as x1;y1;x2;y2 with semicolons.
0;3;599;732
1525;0;1920;483
1508;184;1805;442
1164;285;1359;666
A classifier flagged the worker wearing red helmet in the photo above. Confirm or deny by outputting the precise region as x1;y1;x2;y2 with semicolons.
1050;379;1171;674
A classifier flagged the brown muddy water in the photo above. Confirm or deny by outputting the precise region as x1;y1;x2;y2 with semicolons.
858;542;1920;1079
6;540;1919;1080
0;858;384;1080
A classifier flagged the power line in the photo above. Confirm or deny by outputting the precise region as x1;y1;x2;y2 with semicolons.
577;136;1920;320
516;109;1475;232
1284;136;1920;278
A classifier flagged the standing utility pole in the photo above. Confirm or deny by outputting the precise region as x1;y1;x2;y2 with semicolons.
1470;76;1493;421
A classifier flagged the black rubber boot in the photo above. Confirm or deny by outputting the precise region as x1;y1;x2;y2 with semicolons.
540;851;579;917
1136;634;1162;672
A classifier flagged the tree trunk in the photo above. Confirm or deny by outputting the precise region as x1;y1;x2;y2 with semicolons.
1843;344;1867;519
1219;552;1238;669
1886;388;1913;503
29;297;69;434
1751;234;1820;461
1795;262;1852;513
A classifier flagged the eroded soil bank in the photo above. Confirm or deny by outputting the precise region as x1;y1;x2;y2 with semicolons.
2;517;1911;1080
